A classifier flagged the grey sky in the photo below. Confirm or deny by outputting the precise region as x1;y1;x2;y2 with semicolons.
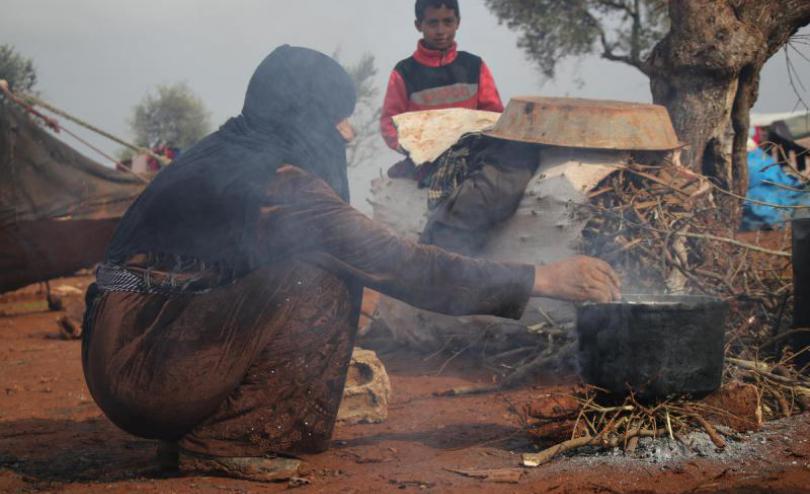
2;1;808;176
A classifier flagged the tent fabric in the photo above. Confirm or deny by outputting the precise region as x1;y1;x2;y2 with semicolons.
0;102;144;228
781;113;810;140
0;102;144;293
769;112;810;143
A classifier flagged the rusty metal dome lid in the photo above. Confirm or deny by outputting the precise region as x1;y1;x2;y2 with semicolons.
482;96;682;151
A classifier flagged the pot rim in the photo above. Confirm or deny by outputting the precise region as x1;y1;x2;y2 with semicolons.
577;293;727;311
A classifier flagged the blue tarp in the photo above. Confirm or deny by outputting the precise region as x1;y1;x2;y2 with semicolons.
742;148;810;230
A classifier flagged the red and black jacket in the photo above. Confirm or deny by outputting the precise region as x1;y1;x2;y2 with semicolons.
380;41;504;151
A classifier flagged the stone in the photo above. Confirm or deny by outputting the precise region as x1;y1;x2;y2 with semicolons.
178;453;301;483
337;348;391;425
701;381;762;432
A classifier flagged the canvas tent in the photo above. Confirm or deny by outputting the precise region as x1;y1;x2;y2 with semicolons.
0;103;144;293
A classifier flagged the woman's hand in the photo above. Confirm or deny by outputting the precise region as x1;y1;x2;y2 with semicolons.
532;256;621;303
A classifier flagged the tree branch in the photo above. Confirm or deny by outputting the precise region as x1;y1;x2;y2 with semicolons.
587;8;647;73
630;0;642;64
771;1;810;33
785;46;810;113
597;26;638;68
593;0;633;16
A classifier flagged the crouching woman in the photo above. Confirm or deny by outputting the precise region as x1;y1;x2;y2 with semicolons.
82;45;620;482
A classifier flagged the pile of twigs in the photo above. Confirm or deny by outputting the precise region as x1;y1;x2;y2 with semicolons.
580;161;796;359
520;356;810;467
520;387;728;467
727;356;810;419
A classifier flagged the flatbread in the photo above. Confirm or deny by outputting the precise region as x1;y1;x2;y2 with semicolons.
393;108;500;165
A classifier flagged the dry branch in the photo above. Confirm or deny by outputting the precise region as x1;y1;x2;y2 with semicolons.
522;423;658;467
688;411;727;449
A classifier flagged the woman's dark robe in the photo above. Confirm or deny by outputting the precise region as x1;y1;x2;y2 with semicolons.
82;47;534;458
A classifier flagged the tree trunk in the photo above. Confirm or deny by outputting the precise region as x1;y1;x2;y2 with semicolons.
643;1;810;207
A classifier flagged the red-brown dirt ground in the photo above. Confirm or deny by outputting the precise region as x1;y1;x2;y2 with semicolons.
1;275;809;494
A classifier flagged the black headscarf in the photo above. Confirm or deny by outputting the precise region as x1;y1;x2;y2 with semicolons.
106;46;357;271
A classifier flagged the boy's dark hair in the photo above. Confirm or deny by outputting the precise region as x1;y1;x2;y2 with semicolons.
415;0;460;23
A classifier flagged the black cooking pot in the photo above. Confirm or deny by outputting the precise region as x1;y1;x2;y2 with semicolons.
576;294;728;401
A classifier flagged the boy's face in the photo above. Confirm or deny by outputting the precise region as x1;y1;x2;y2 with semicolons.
415;5;459;51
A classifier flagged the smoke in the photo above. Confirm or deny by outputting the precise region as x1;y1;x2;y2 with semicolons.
348;146;400;217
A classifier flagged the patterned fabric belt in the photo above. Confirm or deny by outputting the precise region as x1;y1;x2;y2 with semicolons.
95;262;229;295
427;133;482;209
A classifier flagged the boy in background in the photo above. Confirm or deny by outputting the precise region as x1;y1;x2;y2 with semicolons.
379;0;533;256
380;0;503;157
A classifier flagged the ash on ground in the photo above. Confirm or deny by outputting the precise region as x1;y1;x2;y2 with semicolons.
543;416;809;468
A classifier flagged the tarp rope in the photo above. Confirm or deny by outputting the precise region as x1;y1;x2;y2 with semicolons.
0;80;167;177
